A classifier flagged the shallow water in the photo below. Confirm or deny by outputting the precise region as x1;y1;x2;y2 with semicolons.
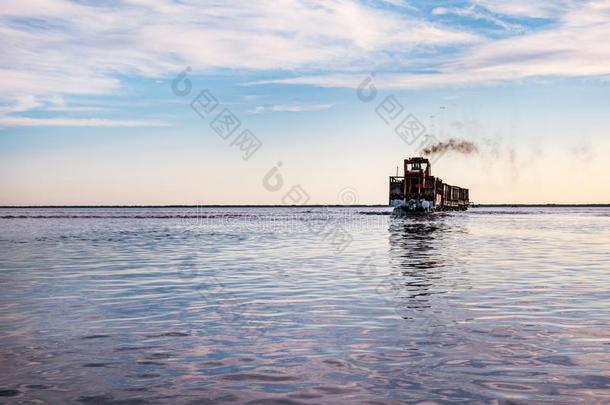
1;206;609;404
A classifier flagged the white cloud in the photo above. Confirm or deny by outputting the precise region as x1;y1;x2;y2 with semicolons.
1;0;608;124
250;1;610;89
40;95;109;112
449;1;610;78
247;106;267;114
375;0;417;10
0;95;41;115
0;0;481;126
271;103;334;112
0;117;169;127
247;103;334;113
45;105;109;112
472;0;576;18
432;5;523;31
0;0;476;96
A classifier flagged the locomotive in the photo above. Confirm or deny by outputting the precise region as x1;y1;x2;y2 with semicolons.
389;157;469;213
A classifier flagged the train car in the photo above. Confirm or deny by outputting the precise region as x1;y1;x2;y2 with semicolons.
389;157;469;213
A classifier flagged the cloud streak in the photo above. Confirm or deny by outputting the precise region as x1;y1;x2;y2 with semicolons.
432;5;523;31
472;0;575;18
0;117;169;127
249;103;334;113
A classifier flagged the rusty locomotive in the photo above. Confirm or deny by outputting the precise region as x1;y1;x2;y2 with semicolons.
389;157;469;213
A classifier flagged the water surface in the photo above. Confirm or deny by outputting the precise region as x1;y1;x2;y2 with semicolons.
1;207;609;403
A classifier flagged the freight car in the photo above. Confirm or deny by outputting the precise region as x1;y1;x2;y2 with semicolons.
389;157;469;213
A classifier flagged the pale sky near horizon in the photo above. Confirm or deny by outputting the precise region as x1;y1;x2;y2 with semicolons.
1;0;609;205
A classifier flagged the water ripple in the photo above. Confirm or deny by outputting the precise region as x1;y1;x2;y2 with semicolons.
1;206;609;403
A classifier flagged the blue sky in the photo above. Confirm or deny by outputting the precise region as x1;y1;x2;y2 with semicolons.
1;0;609;204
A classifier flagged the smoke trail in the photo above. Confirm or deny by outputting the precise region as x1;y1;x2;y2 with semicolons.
422;138;478;155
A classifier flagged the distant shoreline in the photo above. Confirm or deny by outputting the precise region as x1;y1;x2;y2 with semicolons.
1;204;609;208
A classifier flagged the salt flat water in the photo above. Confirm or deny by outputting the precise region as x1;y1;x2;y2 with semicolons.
0;206;609;404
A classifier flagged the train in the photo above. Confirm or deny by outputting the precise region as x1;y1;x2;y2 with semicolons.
389;157;469;213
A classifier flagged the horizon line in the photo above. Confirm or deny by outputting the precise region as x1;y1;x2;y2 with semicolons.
1;204;610;209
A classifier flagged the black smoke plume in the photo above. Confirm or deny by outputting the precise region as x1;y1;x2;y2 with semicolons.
422;138;478;155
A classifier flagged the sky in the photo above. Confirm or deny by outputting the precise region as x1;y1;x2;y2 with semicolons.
1;0;609;205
